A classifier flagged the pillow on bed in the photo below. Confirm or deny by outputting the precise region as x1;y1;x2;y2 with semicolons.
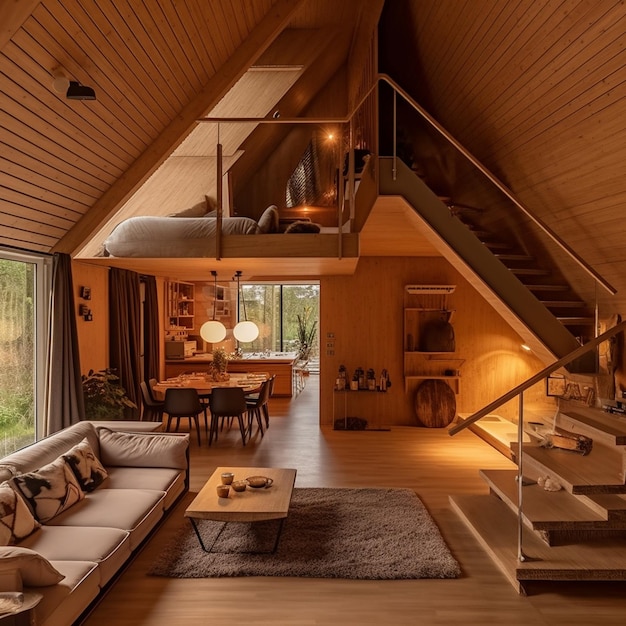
168;200;209;218
284;221;321;234
257;205;280;233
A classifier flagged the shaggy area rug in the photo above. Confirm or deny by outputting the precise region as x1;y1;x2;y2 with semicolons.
149;488;460;580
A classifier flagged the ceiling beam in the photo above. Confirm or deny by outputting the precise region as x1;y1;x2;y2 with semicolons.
0;0;40;52
53;0;305;256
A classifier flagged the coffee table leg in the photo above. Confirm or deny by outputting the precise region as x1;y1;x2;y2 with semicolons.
272;518;285;553
189;518;227;553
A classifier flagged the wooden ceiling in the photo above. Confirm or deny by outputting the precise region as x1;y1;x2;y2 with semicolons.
2;0;626;314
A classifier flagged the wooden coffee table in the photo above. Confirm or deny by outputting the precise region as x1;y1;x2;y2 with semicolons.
185;466;297;552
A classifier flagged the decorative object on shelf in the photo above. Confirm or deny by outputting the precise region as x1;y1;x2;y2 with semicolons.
530;422;594;456
336;364;347;390
334;417;368;430
414;379;456;428
200;271;227;344
367;368;376;391
232;271;259;343
78;304;93;321
380;368;391;391
81;369;137;420
419;313;455;352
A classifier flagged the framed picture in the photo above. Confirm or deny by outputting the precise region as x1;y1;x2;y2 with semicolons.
80;286;91;300
546;374;566;397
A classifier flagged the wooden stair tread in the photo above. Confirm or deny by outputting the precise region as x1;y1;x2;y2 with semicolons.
558;408;626;445
510;268;550;276
540;300;586;308
480;469;608;527
580;493;626;520
556;316;595;324
525;284;570;291
450;494;626;588
494;254;535;262
521;443;626;494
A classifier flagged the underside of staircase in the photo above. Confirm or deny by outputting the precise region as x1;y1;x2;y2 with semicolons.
377;157;596;372
450;405;626;594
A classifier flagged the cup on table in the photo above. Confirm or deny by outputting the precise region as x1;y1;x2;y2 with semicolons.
216;484;230;498
220;472;234;485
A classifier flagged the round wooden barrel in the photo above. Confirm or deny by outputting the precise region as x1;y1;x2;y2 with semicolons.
414;379;456;428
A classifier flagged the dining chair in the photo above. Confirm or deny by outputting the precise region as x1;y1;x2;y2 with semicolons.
148;378;159;401
163;388;204;445
140;381;165;422
245;378;271;435
208;387;249;446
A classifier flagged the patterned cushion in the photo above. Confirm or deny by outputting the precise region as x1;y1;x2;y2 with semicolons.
62;438;108;492
0;483;40;545
9;457;84;523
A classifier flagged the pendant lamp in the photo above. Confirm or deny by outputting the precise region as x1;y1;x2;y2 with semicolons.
200;271;227;343
233;271;259;343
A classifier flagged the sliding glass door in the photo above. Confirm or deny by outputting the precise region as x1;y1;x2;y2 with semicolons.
0;249;50;454
239;283;319;360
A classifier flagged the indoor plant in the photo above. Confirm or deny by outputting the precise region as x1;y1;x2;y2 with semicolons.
81;368;137;420
296;306;317;361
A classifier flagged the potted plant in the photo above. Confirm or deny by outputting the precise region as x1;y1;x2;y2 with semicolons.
296;306;317;362
209;347;230;381
81;369;137;420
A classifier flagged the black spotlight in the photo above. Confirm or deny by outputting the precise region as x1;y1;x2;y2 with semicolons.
66;81;96;101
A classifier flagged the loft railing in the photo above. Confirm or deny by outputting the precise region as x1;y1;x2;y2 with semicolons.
377;73;616;297
449;319;626;561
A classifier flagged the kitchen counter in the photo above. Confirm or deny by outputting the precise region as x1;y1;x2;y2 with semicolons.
164;352;299;396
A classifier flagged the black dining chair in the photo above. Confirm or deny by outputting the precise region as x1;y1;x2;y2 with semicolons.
140;381;164;422
245;378;271;437
163;388;204;445
208;387;249;446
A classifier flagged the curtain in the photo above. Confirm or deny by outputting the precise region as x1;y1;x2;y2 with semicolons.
109;268;141;418
46;253;84;434
142;275;160;384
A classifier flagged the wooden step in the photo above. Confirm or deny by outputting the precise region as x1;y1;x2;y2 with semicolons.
450;493;626;593
520;443;626;494
557;407;626;446
578;492;626;521
494;253;535;263
510;268;550;276
525;284;570;292
481;469;610;528
540;300;587;308
556;316;595;325
482;241;511;250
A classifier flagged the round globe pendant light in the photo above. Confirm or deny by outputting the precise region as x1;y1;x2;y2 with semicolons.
199;271;226;343
232;270;259;343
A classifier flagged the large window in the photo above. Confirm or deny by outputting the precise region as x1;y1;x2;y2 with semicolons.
0;249;50;454
239;283;319;359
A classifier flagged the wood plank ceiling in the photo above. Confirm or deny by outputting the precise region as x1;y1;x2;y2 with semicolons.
2;0;626;314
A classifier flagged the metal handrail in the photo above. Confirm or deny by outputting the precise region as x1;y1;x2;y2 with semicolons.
449;318;626;437
377;73;616;296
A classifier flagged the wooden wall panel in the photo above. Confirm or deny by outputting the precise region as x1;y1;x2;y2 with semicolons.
72;261;109;375
320;256;548;427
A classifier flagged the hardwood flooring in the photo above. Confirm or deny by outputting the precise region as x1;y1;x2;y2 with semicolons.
83;376;626;625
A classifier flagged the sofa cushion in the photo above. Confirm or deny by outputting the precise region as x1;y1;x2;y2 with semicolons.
104;467;185;510
0;422;100;477
62;439;108;492
0;483;40;545
9;457;84;523
46;488;165;551
20;526;131;587
97;428;188;469
34;560;99;626
0;546;64;587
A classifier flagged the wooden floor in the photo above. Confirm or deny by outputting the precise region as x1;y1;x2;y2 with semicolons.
83;376;626;625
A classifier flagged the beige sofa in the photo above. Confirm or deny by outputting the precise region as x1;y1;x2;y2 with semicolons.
0;421;189;626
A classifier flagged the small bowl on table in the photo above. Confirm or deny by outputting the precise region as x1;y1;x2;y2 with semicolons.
231;480;248;492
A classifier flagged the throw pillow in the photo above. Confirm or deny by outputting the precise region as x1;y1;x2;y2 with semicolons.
62;439;108;493
0;546;64;586
284;220;321;234
9;457;84;523
97;428;188;469
257;205;280;233
0;483;40;545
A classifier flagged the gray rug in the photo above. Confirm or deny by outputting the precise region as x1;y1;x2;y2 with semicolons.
149;488;460;579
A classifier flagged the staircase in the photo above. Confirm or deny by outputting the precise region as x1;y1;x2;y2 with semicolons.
378;157;590;369
450;404;626;593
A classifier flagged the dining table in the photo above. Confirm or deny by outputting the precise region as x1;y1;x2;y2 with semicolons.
152;372;268;400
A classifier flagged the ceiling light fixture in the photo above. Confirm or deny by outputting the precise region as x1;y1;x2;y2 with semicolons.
200;271;227;344
66;80;96;101
232;271;259;343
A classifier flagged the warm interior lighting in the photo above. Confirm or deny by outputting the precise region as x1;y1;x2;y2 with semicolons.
232;271;259;343
200;271;226;343
521;344;532;352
